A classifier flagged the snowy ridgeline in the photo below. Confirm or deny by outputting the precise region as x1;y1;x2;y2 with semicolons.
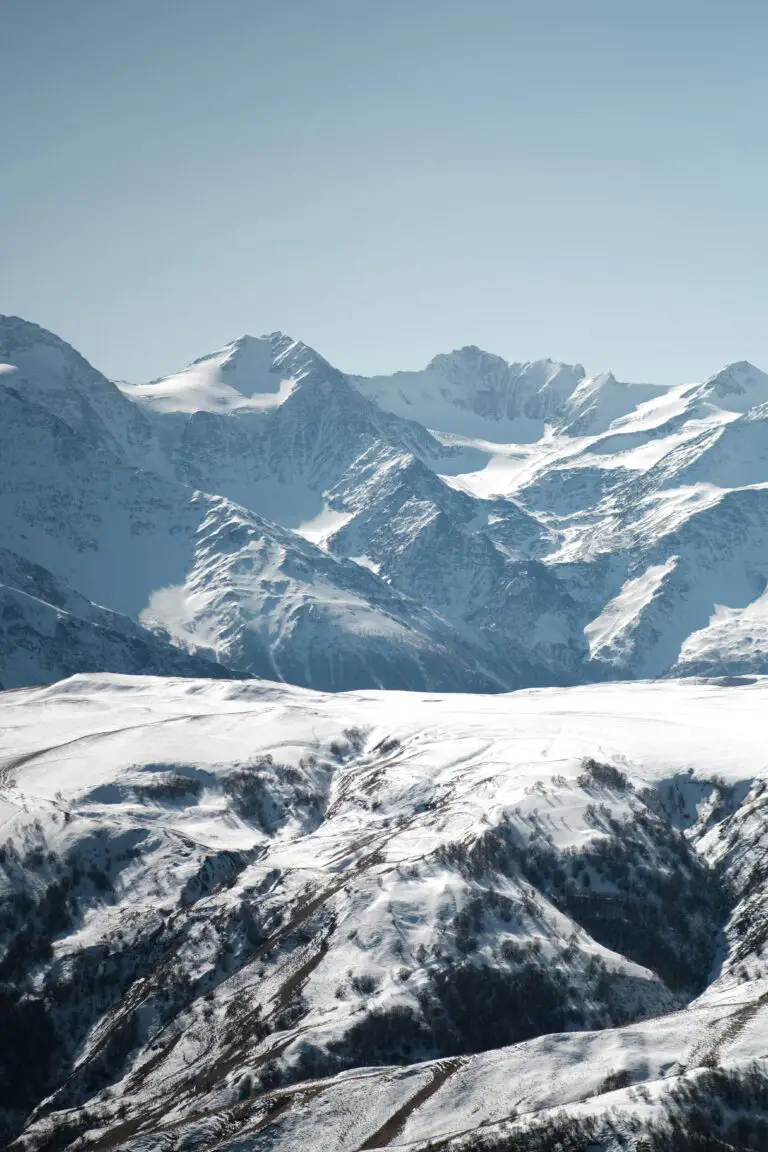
2;313;768;691
2;674;768;1149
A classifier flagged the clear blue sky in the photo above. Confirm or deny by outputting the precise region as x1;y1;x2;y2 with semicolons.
2;0;767;384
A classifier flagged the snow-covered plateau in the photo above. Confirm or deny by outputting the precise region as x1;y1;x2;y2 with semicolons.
3;315;768;1148
2;674;768;1150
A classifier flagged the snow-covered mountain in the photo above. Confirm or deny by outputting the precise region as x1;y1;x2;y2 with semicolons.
0;319;504;692
0;549;236;689
354;348;588;441
3;673;768;1149
3;312;768;689
4;314;768;1148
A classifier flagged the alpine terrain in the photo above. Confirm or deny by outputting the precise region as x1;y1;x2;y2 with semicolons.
4;313;768;692
2;315;768;1150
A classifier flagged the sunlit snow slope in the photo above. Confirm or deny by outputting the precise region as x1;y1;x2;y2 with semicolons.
2;674;768;1149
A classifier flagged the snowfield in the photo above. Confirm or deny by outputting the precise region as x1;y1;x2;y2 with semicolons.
2;674;768;1149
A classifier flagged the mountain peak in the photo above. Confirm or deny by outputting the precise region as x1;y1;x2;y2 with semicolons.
354;348;589;439
426;346;579;381
699;360;768;412
214;334;287;396
0;314;90;366
123;327;346;414
124;332;304;413
224;331;288;357
706;359;765;384
0;313;136;444
426;345;510;373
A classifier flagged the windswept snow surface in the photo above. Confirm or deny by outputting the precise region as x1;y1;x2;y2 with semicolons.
3;674;768;1150
585;557;678;662
294;505;355;547
674;583;768;677
119;334;300;413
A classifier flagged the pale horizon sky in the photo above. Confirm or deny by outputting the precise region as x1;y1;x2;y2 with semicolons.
2;0;768;385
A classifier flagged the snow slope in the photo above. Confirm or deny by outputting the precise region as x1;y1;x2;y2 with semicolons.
3;674;768;1149
673;583;768;677
0;549;235;688
119;334;300;413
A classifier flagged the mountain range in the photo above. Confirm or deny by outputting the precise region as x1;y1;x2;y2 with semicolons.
2;313;768;692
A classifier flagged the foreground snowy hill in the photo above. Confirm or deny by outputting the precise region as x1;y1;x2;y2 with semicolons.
3;311;768;689
2;674;768;1149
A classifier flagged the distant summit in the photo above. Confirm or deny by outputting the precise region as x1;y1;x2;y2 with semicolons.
694;360;768;412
